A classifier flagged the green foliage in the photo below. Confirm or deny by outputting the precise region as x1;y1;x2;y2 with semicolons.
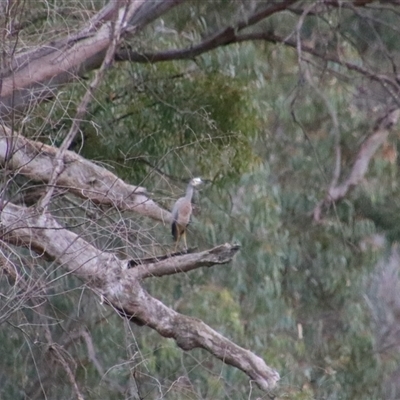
75;63;260;186
178;285;244;338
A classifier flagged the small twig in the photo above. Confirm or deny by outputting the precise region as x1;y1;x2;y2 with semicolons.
0;242;20;282
44;326;85;400
295;1;317;70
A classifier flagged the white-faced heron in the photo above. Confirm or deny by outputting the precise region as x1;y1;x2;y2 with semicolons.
171;177;202;251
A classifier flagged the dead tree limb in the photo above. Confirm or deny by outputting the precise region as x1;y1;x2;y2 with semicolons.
131;244;240;279
0;201;280;392
313;108;400;221
0;125;170;222
39;1;145;212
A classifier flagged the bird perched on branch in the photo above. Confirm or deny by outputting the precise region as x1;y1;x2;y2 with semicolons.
171;177;202;251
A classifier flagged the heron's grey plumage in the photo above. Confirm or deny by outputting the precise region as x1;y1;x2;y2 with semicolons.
171;177;202;250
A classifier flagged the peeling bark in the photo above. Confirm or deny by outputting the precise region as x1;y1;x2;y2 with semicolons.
0;125;170;221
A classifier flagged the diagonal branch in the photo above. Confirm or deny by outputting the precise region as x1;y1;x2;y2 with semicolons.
0;201;280;392
0;125;170;222
116;0;298;63
313;108;400;221
0;0;187;118
39;1;146;211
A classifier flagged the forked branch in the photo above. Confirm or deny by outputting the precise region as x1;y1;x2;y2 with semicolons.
0;202;279;392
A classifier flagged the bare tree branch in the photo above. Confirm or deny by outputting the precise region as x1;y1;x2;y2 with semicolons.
0;0;187;119
0;125;170;221
0;242;51;324
313;108;400;221
131;243;240;279
115;0;298;63
116;30;400;97
0;243;85;400
0;201;280;392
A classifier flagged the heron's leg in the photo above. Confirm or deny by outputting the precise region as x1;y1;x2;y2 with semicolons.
174;232;180;252
182;230;187;250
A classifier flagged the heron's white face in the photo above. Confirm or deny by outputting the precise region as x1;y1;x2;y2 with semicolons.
190;177;202;187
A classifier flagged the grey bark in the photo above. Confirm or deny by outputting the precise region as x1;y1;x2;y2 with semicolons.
0;202;280;391
0;0;186;120
0;125;170;221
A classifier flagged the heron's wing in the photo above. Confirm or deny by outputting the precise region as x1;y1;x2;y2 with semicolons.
171;197;192;230
176;200;192;227
171;198;183;223
171;198;183;239
171;197;192;240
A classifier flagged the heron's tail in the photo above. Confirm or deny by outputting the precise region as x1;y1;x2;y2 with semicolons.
171;221;179;240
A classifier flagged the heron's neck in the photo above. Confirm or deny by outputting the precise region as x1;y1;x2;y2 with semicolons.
185;184;194;201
